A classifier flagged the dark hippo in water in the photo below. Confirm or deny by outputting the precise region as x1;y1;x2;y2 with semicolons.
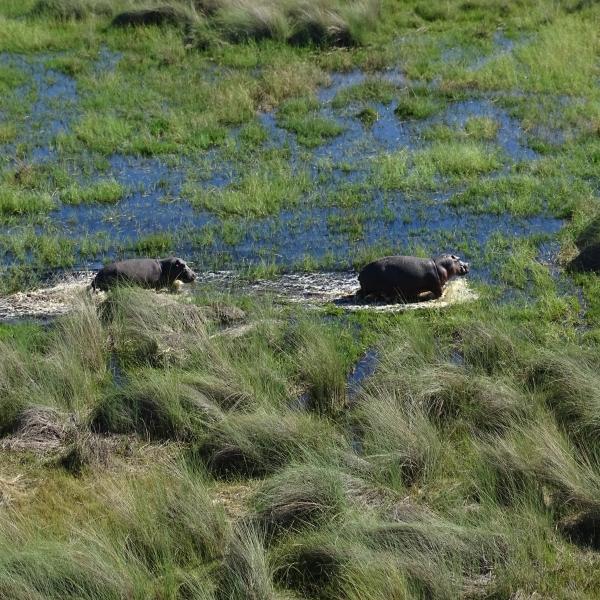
357;254;469;302
92;257;196;291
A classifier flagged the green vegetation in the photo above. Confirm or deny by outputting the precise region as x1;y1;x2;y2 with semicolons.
332;78;398;108
2;0;600;596
0;284;599;597
394;94;442;120
185;157;311;217
0;186;55;217
60;179;126;205
414;141;502;177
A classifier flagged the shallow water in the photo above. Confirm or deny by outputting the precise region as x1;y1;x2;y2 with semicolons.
0;52;79;162
347;349;378;400
0;52;567;290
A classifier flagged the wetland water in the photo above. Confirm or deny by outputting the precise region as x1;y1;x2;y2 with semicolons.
0;46;566;294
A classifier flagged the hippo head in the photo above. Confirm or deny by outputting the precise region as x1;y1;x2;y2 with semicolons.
435;254;469;278
161;257;197;284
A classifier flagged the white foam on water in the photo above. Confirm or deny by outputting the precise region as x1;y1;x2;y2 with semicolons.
0;271;478;321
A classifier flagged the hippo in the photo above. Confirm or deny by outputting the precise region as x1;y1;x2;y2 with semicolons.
357;254;469;302
91;257;196;291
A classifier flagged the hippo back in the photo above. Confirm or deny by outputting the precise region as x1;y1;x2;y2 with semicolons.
93;259;162;290
358;255;438;297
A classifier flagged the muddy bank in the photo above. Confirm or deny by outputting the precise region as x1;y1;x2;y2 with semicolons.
0;271;478;322
0;272;94;322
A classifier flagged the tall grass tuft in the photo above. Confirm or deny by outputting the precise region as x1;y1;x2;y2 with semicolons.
192;410;348;478
527;351;600;447
354;390;443;489
108;0;380;47
217;523;277;600
252;464;347;537
91;368;225;440
294;322;349;416
31;0;113;20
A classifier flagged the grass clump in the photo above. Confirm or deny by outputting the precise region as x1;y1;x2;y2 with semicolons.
31;0;113;20
277;95;344;145
394;92;442;120
91;369;224;440
331;78;398;108
60;179;126;205
272;532;350;598
187;159;311;217
0;186;55;218
128;232;176;257
278;113;344;147
413;141;502;177
464;115;499;140
210;0;381;48
106;0;380;48
253;464;347;536
527;351;600;448
356;106;378;126
217;523;277;600
193;411;347;478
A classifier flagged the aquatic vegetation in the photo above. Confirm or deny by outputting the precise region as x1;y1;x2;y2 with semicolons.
1;0;600;596
60;179;126;205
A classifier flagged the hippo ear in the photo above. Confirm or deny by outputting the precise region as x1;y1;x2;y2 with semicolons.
174;258;182;267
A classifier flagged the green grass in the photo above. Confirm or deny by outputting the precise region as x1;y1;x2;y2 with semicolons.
394;94;442;120
0;286;600;596
185;158;312;217
0;186;55;217
2;1;600;597
413;141;502;177
278;113;344;147
464;115;499;140
331;78;399;108
60;179;126;205
449;174;588;218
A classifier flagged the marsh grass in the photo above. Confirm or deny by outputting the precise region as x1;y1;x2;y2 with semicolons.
331;78;398;108
253;463;347;537
31;0;114;20
187;159;311;217
217;522;277;600
60;179;126;205
394;93;442;120
2;294;600;596
413;141;502;177
2;0;600;596
450;174;585;218
0;186;55;218
278;113;344;147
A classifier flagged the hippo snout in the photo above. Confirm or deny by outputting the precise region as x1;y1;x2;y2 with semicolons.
181;267;196;283
459;261;469;275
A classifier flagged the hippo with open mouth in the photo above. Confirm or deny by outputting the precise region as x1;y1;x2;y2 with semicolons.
91;257;196;291
357;254;469;302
